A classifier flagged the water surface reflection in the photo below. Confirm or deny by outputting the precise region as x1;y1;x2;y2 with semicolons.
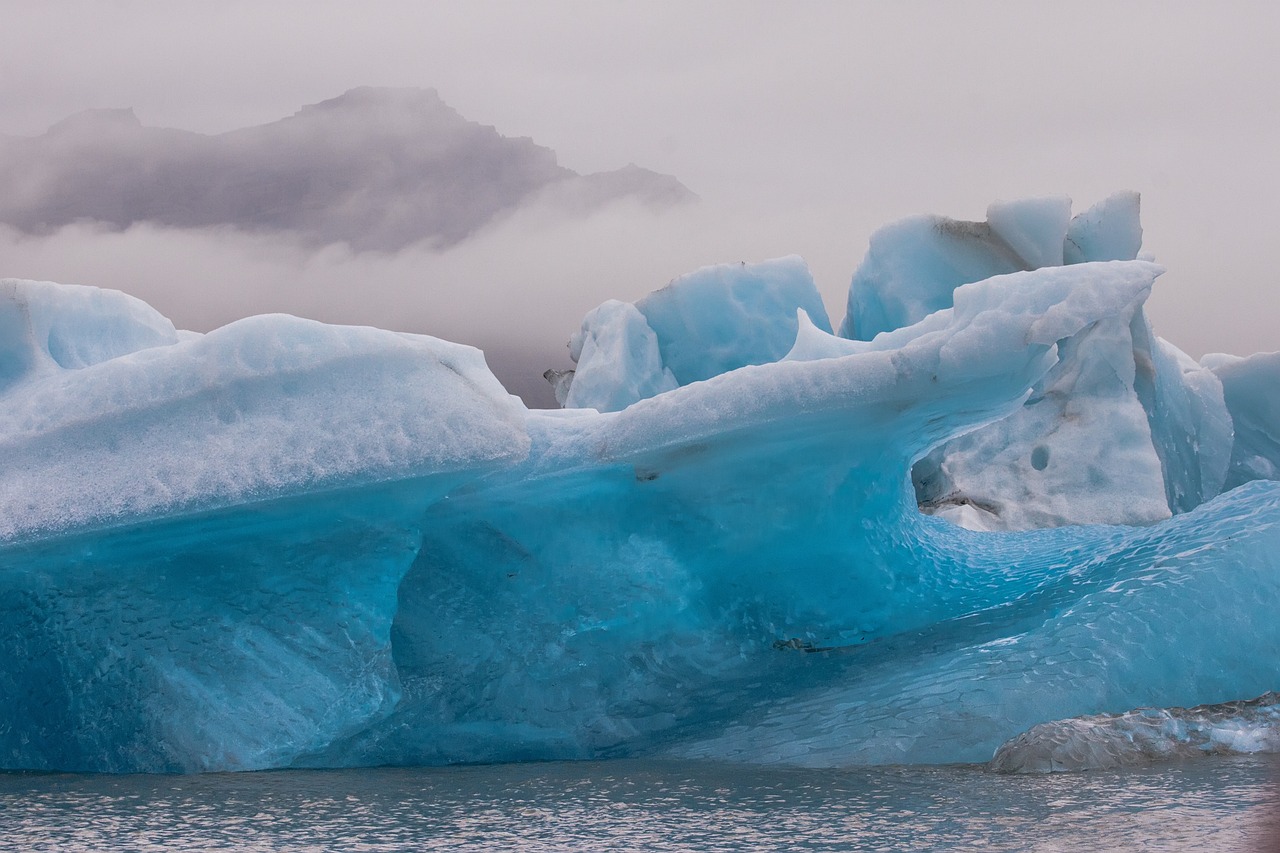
2;755;1277;851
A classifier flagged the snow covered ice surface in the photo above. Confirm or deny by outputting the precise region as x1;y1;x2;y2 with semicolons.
1;194;1278;774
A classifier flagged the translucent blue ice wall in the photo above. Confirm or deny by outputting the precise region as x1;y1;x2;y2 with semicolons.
0;247;1277;773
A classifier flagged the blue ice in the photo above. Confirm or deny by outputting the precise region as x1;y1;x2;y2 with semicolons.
0;195;1277;774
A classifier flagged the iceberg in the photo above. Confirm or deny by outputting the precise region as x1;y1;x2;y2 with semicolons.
561;299;677;412
561;255;830;411
834;192;1234;530
0;194;1277;774
0;279;179;393
1203;351;1280;490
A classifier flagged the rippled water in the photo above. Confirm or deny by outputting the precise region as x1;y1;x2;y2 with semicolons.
3;756;1278;851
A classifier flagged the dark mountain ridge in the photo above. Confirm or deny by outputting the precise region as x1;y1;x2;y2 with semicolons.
0;87;695;251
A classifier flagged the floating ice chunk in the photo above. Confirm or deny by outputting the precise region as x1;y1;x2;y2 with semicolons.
1;193;1277;775
0;278;178;394
985;196;1071;270
1063;191;1143;264
1205;351;1280;489
562;300;677;412
634;255;832;385
989;691;1280;773
0;308;529;541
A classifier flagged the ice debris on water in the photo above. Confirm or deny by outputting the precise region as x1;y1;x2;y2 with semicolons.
1;193;1278;774
989;692;1280;773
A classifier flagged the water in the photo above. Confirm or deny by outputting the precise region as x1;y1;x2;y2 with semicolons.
3;756;1278;851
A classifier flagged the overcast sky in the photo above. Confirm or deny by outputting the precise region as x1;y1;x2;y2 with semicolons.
1;1;1278;403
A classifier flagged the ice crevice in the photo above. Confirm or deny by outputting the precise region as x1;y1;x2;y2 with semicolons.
1;192;1278;773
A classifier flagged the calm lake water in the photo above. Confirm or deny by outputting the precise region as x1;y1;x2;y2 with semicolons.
3;755;1278;852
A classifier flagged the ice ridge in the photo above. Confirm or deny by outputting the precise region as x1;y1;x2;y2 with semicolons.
0;194;1277;774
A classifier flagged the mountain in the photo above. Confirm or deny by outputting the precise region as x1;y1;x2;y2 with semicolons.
0;87;695;251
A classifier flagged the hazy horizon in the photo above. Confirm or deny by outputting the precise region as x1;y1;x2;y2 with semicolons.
2;2;1278;404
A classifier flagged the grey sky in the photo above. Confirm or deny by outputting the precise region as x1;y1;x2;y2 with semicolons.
1;1;1278;404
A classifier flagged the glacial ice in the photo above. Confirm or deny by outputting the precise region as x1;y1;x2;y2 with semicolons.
0;279;178;394
829;192;1234;530
989;691;1280;773
836;197;1070;342
1;194;1278;774
911;269;1172;530
562;255;831;410
1204;351;1280;490
562;300;677;412
0;299;527;543
1062;191;1144;265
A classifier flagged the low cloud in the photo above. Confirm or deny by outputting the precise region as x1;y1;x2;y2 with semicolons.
0;193;862;407
0;87;694;253
1;184;1265;408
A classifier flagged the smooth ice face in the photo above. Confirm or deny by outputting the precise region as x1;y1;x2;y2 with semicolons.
1;488;428;772
1131;324;1232;512
563;300;677;412
1203;351;1280;489
984;196;1071;270
838;215;1027;342
561;256;831;409
1063;191;1143;264
634;255;832;385
0;279;178;394
668;482;1280;768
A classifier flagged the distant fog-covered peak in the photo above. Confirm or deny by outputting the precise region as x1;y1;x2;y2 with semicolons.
46;107;143;135
0;87;695;251
299;86;449;114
